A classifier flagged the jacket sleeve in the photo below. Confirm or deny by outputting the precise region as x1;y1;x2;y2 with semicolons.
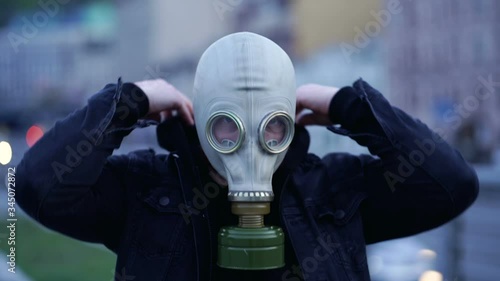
326;78;479;244
15;78;151;249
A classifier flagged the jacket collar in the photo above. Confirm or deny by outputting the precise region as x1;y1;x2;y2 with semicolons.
156;117;310;174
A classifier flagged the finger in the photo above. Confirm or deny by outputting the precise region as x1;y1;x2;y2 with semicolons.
296;113;316;126
161;111;170;122
295;88;311;112
178;101;195;125
296;103;304;116
179;99;194;125
183;96;194;117
175;88;191;105
183;96;195;123
176;90;194;118
295;94;305;114
296;96;313;116
295;109;303;121
295;108;311;122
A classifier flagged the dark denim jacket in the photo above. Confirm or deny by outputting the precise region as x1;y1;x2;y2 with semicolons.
15;78;479;281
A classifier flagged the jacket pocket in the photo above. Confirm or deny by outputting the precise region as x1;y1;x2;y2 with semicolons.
133;185;187;260
314;185;369;272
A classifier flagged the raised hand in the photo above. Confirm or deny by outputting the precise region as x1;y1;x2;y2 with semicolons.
134;79;194;125
295;84;339;126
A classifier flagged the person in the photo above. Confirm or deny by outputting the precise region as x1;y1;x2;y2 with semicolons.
16;32;479;281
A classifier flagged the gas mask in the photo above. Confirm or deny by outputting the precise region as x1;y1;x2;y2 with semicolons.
193;32;296;270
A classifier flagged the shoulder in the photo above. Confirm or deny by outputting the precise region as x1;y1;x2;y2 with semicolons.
297;152;365;180
108;149;169;181
291;152;377;195
287;152;370;211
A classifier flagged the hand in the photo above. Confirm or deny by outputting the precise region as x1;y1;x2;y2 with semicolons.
134;79;194;125
295;84;339;126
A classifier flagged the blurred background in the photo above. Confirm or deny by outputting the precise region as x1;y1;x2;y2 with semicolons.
0;0;499;280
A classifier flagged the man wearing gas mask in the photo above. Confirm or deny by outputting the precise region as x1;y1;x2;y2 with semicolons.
16;32;478;280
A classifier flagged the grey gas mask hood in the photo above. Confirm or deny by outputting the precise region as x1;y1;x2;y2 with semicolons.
191;32;298;270
193;32;296;203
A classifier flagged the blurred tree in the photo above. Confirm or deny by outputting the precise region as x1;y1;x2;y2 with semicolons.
0;1;36;27
0;0;112;27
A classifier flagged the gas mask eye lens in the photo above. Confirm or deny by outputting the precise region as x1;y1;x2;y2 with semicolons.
259;111;294;154
206;112;245;153
265;117;286;147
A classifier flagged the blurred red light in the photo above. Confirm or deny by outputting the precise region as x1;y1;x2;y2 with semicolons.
26;125;44;147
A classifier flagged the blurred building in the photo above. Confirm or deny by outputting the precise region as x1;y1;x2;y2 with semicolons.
114;0;297;89
115;0;385;85
0;2;118;128
291;0;381;57
114;0;227;83
386;0;500;163
386;1;500;280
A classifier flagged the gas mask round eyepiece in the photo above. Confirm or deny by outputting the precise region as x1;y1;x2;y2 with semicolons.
206;111;245;154
258;111;294;154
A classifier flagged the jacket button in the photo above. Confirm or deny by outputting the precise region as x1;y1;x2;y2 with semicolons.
334;210;345;220
159;196;170;206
